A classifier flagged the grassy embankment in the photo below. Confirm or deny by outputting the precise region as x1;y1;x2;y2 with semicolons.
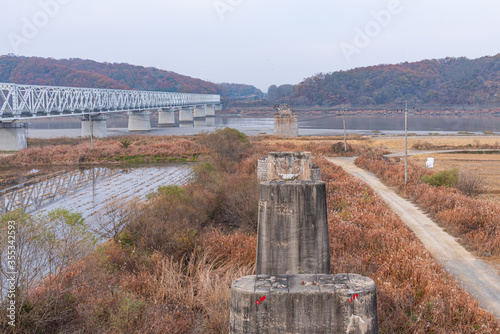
0;131;498;333
356;153;500;265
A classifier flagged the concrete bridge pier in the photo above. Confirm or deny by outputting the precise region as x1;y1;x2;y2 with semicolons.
193;105;206;120
205;117;216;126
128;111;151;132
158;108;177;127
0;122;27;151
230;152;378;334
205;104;216;117
179;107;194;123
81;114;108;138
194;119;206;127
215;104;223;112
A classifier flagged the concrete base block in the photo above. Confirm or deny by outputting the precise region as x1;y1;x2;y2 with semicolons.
0;123;27;151
158;109;177;127
179;122;194;128
230;274;378;334
128;111;151;131
205;105;216;117
256;181;331;275
81;115;108;138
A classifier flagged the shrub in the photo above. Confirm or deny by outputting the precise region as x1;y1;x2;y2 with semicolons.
118;139;133;148
421;168;458;187
196;128;251;172
457;172;486;197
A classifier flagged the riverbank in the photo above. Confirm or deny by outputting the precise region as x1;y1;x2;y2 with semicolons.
2;129;499;332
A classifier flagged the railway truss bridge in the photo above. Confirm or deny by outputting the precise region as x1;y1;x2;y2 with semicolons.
0;83;221;150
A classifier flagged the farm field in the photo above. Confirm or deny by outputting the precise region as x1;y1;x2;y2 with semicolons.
261;134;500;152
365;135;500;151
409;152;500;203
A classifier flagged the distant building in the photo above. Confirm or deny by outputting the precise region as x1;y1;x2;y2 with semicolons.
274;104;298;137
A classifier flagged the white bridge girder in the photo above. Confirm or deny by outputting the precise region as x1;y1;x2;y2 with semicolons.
0;83;221;120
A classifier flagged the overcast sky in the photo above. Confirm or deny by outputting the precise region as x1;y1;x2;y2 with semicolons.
1;0;500;91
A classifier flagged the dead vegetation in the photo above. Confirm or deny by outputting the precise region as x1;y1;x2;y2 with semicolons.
356;154;500;257
0;132;498;333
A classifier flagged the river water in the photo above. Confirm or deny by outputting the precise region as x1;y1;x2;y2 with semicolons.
2;113;498;229
25;113;500;138
0;165;192;233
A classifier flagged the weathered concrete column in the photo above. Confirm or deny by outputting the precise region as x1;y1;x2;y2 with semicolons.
179;107;194;123
274;104;299;138
128;111;151;132
81;114;108;138
0;122;27;151
215;104;223;111
205;104;216;117
193;105;206;120
230;151;378;333
256;180;331;275
158;108;177;127
230;274;378;334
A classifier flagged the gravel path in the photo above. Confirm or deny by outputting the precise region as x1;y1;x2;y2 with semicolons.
327;157;500;321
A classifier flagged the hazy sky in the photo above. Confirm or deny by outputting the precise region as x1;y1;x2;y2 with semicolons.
1;0;500;91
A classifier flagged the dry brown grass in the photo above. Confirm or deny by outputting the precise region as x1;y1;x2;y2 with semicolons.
0;135;205;166
409;153;500;202
355;154;500;256
320;159;499;333
2;133;499;333
373;135;500;151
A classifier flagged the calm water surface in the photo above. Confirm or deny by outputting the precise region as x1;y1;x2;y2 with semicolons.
25;114;499;137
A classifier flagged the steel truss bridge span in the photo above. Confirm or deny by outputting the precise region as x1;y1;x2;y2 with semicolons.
0;83;221;120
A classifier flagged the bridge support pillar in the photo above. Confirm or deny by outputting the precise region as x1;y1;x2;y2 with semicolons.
230;152;378;333
194;119;206;127
193;105;206;120
215;104;223;112
0;122;27;151
128;111;151;132
205;104;216;117
81;114;108;138
206;117;216;126
158;108;177;127
179;107;194;123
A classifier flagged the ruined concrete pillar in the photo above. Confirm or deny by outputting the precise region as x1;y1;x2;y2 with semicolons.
128;111;151;132
230;274;378;334
256;180;330;275
274;104;298;138
158;108;177;127
0;122;27;151
81;114;108;138
230;152;378;334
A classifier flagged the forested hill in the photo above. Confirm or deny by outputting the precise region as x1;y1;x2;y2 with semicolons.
0;55;228;95
294;55;500;107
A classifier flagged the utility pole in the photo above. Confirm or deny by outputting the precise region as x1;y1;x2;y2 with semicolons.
342;110;347;151
89;111;94;151
404;101;408;185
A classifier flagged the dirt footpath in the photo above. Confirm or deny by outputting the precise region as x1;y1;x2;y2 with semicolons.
328;157;500;321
